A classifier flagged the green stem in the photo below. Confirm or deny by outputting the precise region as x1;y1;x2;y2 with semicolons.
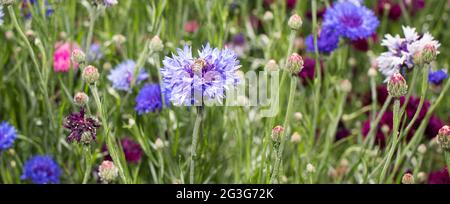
445;152;450;177
91;85;131;184
379;99;401;183
8;6;55;132
400;68;429;140
189;107;203;184
82;147;92;184
270;76;297;183
311;0;322;145
85;7;98;57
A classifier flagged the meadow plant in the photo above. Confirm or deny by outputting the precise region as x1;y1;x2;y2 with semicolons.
0;0;449;184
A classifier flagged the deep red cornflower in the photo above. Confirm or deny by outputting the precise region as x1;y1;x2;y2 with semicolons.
297;57;324;84
103;137;143;163
428;168;450;184
425;115;445;139
362;111;393;148
63;108;100;144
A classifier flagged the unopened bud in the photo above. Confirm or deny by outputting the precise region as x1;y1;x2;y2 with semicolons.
71;49;86;64
287;53;304;74
1;0;16;6
74;92;89;106
368;68;377;77
422;44;438;64
306;163;316;173
339;79;352;93
80;131;94;145
155;138;164;150
263;11;274;22
265;59;279;72
387;73;408;98
290;132;301;144
271;125;284;142
417;144;427;154
98;160;119;184
112;34;126;45
149;36;164;52
401;173;414;184
437;125;450;151
82;65;100;84
294;112;303;121
288;14;302;30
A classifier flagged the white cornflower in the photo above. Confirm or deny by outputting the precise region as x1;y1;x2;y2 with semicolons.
376;26;440;81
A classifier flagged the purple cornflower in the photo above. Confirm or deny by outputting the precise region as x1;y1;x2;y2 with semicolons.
63;108;101;144
21;155;61;184
0;122;17;151
103;137;143;163
107;60;149;91
429;69;448;85
135;83;168;115
0;6;4;26
161;44;241;106
428;167;450;184
87;43;104;62
103;0;118;7
305;27;340;54
22;0;54;19
323;2;379;40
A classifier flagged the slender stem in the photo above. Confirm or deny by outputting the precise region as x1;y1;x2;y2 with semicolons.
82;146;92;184
270;77;297;183
401;68;429;139
370;75;377;121
85;7;97;57
445;152;450;177
190;107;203;184
91;85;131;184
379;99;401;183
311;0;322;144
8;6;55;132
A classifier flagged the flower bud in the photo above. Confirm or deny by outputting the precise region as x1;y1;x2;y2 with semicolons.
98;160;119;184
271;125;284;142
155;138;164;150
339;79;352;93
306;163;316;173
294;112;303;121
387;73;408;98
287;53;304;74
82;65;100;84
290;132;301;144
1;0;16;5
263;11;274;22
112;34;126;45
417;144;427;154
71;49;86;64
437;125;450;151
74;92;89;106
149;36;164;52
368;67;377;77
265;59;279;72
288;14;302;30
80;131;94;145
401;173;414;184
422;44;438;64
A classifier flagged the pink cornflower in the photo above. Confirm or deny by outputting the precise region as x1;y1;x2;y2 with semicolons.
53;42;80;72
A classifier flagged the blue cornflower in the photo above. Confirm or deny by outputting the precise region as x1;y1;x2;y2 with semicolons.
429;69;448;85
162;44;241;106
305;27;340;54
87;43;104;62
0;5;4;26
21;155;61;184
323;2;379;40
0;122;17;151
135;83;169;115
107;60;149;91
23;0;54;19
